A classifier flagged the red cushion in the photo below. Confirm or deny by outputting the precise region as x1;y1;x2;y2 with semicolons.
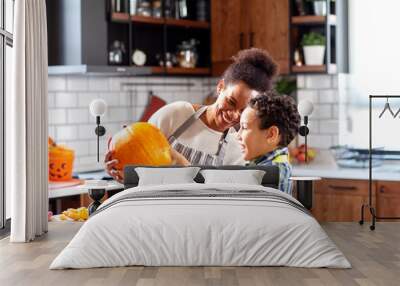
139;95;167;122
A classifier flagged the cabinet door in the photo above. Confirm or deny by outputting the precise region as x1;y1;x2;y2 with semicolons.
211;0;245;76
312;179;376;222
248;0;290;74
376;181;400;220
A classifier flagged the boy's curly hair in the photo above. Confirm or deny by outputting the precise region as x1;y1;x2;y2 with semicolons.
249;92;301;146
223;48;278;92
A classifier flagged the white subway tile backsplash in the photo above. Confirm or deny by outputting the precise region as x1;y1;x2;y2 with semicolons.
78;156;104;168
306;75;332;89
67;76;88;91
136;90;150;106
311;104;332;119
67;141;89;156
119;92;132;106
48;126;56;139
67;109;90;124
77;92;101;107
319;120;339;134
332;75;338;88
297;90;319;103
48;76;67;91
88;77;109;91
104;107;132;122
298;134;332;149
296;75;306;89
56;92;78;108
101;92;121;107
297;75;339;149
48;93;56;108
78;124;96;140
49;109;67;125
135;106;146;121
89;139;108;156
319;89;338;103
56;125;78;141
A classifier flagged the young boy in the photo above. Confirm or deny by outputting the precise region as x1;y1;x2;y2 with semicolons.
237;92;301;194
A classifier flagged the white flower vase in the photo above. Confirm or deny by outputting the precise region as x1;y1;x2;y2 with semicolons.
313;1;327;16
303;45;325;65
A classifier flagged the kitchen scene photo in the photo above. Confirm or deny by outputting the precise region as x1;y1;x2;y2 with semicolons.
1;0;400;285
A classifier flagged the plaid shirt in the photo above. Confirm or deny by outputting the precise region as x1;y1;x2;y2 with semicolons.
248;147;292;195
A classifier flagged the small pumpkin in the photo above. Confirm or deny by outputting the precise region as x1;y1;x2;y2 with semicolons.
111;122;172;170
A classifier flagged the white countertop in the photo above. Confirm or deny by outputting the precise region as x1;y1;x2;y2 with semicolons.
49;180;124;199
292;150;400;181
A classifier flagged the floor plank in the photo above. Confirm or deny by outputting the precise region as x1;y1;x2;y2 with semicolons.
0;222;399;286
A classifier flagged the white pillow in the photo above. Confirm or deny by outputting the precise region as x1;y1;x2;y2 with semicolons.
200;169;266;185
136;167;201;186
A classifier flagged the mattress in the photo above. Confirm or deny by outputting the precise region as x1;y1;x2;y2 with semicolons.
50;183;351;269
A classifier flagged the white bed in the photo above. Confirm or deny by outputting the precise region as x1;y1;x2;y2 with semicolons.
50;183;351;269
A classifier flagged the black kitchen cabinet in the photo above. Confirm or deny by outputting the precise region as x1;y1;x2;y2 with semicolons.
47;0;211;76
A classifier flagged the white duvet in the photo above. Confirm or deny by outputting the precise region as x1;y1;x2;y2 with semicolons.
50;183;351;269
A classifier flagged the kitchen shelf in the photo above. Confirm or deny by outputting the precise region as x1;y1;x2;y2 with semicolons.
291;65;326;73
111;12;130;22
291;15;325;25
165;18;210;29
165;67;211;75
131;15;164;25
291;15;337;25
149;66;211;75
148;66;210;75
113;14;210;29
289;0;348;74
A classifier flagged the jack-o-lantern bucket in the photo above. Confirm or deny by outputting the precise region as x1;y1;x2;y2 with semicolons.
49;145;75;181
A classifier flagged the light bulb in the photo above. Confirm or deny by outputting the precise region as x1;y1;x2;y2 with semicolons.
89;99;107;117
298;100;314;116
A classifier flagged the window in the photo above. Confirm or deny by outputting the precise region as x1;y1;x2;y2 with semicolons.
1;0;14;233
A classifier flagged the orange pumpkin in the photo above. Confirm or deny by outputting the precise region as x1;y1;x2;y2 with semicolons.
111;122;172;170
49;145;75;181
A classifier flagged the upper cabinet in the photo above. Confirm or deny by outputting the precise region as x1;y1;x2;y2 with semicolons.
211;0;244;76
47;0;212;76
249;0;290;74
211;0;290;76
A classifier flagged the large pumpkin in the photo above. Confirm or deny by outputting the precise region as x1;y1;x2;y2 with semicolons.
111;122;172;170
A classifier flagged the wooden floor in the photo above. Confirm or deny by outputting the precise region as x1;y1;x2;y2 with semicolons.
0;222;399;286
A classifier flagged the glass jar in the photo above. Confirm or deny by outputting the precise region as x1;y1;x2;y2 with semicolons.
152;0;162;18
109;41;126;65
137;0;152;17
176;39;199;68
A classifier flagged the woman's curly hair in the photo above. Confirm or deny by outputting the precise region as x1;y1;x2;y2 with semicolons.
249;92;301;146
223;48;278;92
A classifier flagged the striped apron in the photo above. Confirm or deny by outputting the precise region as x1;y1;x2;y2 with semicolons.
168;106;229;166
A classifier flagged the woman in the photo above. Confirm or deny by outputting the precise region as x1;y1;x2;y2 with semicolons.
105;48;278;181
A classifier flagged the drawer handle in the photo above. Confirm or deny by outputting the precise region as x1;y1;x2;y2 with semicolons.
328;185;358;191
379;187;385;193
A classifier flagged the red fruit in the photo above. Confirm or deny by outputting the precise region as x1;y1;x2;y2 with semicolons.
289;147;299;157
297;153;306;163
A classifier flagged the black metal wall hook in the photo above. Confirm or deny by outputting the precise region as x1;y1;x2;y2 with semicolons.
378;97;396;118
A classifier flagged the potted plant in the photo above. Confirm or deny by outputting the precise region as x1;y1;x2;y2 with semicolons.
301;32;326;65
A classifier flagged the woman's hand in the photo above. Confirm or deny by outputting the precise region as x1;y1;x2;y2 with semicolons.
104;150;124;183
170;147;190;166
